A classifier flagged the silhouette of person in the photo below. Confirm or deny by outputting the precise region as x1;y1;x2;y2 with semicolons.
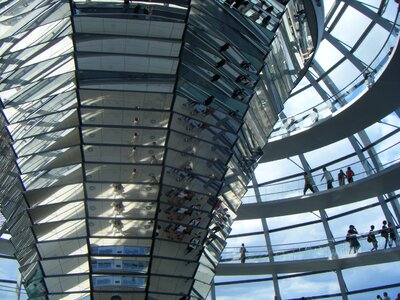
321;167;334;189
368;225;378;251
303;172;315;195
381;220;389;249
240;243;246;263
346;167;355;183
346;225;360;254
338;169;346;186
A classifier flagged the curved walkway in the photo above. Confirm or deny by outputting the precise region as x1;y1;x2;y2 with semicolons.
259;39;400;163
237;162;400;220
216;247;400;275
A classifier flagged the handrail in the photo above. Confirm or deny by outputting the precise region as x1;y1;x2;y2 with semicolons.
220;228;400;263
250;127;400;188
244;138;400;201
267;8;400;140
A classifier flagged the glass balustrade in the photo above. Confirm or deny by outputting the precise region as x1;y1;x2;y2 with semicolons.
220;229;399;264
242;138;400;202
268;10;400;139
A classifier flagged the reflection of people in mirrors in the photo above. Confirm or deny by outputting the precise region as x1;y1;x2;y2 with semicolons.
166;189;194;205
176;162;194;182
173;225;187;241
129;146;136;162
185;217;202;235
150;155;157;164
193;103;207;114
191;103;214;116
130;132;138;144
171;207;189;221
110;219;124;234
112;183;124;197
185;233;202;255
111;201;125;215
186;119;208;131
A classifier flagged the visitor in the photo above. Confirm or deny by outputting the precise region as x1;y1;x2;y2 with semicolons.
368;225;378;251
338;169;347;186
346;166;355;183
388;222;397;248
383;292;391;300
303;171;315;195
240;243;247;263
321;167;334;189
381;220;390;249
346;225;360;254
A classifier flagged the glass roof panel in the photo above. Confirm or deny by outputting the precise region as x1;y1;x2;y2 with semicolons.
322;59;361;91
353;24;391;64
330;6;372;49
313;39;345;70
280;272;341;299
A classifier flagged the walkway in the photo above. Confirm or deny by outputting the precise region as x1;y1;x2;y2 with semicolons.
259;39;400;163
237;162;400;219
216;247;400;275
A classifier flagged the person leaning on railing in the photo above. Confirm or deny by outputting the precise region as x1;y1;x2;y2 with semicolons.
346;225;360;254
368;225;378;251
380;220;390;249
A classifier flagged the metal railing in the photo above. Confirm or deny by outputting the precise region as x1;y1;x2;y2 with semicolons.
243;138;400;202
220;229;399;263
268;9;400;140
